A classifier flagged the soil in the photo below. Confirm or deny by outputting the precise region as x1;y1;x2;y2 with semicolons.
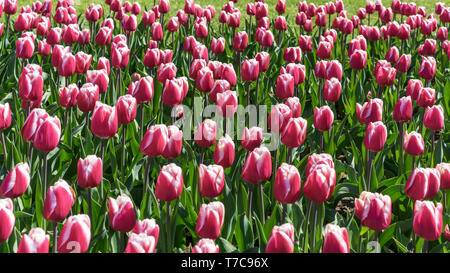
335;197;355;215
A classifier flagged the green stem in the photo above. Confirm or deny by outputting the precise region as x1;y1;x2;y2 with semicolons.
247;185;253;218
399;122;404;175
1;131;7;165
43;153;48;198
311;203;318;252
53;222;58;253
99;139;105;200
303;200;313;252
88;188;92;223
166;201;171;253
258;183;265;225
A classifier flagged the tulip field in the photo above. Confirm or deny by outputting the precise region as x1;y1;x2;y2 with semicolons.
0;0;450;255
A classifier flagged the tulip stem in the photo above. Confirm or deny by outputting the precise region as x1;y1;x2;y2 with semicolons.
140;104;144;140
120;232;125;253
258;183;265;225
431;131;435;167
399;122;404;175
85;112;90;141
255;75;260;106
422;240;428;253
143;156;151;201
53;222;58;253
442;190;447;214
43;152;48;198
303;200;313;252
247;185;253;219
100;139;105;200
166;201;171;253
1;131;6;165
246;82;250;107
121;124;126;192
419;107;425;135
200;147;206;165
320;132;324;153
281;203;287;223
373;231;380;253
367;151;374;192
63;108;69;133
311;203;318;252
412;156;416;170
88;188;92;222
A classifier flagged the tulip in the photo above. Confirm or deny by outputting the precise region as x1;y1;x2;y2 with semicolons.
364;121;387;152
161;125;183;159
132;219;160;242
242;147;272;184
395;54;411;73
406;168;440;200
62;24;79;44
445;224;450;242
194;119;217;148
220;64;237;86
314;106;334;132
316;41;332;59
406;79;423;100
275;74;294;100
268;104;292;134
0;103;11;132
16;37;34;60
74;52;92;75
393;96;413;122
124;233;156;253
33;116;61;153
436;163;450;190
17;228;49;253
265;223;295;253
349;50;368;70
97;57;110;75
131;76;154;104
57;215;91;253
281;117;308;149
143;48;161;69
162;77;188;107
241;127;263;152
283;47;301;63
255;52;270;74
424;105;444;131
356;99;383;125
274;163;301;205
208;80;229;104
151;22;163;41
43;179;75;222
77;155;102;189
322;224;350;253
91;102;118;139
0;162;30;199
77;83;99;113
323;78;341;103
299;35;313;52
303;164;336;204
437;27;448;41
95;26;113;46
116;95;137;125
232;31;248;53
87;69;109;94
284;97;302;118
21;108;48;142
196;67;214;93
192;239;219;253
0;198;14;243
196;202;225;239
157;63;177;83
241;59;259;82
213;134;235;169
109;194;136;233
355;191;392;231
111;42;130;70
416;88;436;108
198;164;225;198
315;60;329;79
403;131;424;156
155;163;183;202
140;124;168;157
413;201;443;242
385;46;399;63
37;39;51;56
418;57;437;81
374;60;396;87
211;37;225;55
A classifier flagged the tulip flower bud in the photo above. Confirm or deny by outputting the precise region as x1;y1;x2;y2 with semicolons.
95;26;113;46
418;57;437;80
394;54;411;73
57;214;91;253
241;127;263;151
220;63;237;87
355;191;392;231
385;46;399;63
198;164;225;198
315;60;329;79
0;198;14;243
274;163;301;204
155;163;183;201
374;60;396;86
436;163;450;190
0;103;12;131
403;131;425;156
124;233;156;253
314;106;334;132
437;27;448;41
87;69;109;94
232;31;248;52
77;155;102;189
349;50;368;71
266;223;295;253
416;87;436;108
116;95;137;125
413;200;443;241
211;37;225;55
444;224;450;242
364;121;387;152
192;238;219;253
281;117;308;148
132;219;160;242
406;168;440;200
208;80;230;103
393;96;413;122
77;83;99;113
316;41;332;59
269;104;292;134
303;164;336;203
283;47;302;63
140;124;168;157
242;147;272;184
322;224;350;253
196;202;225;239
91;102;118;139
16;37;34;59
59;84;79;108
33;116;61;153
194;119;217;148
131;76;154;104
406;79;423;100
356;98;383;125
284;97;302;118
19;65;43;102
43;179;75;222
0;162;30;199
299;35;313;52
323;78;341;103
305;153;334;179
424;105;444;131
162;125;183;159
97;57;110;75
241;59;260;82
213;134;235;169
157;62;177;83
275;74;295;100
17;228;49;253
37;39;51;56
21;108;48;142
109;194;136;233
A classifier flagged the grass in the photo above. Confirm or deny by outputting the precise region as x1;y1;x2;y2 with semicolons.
17;0;443;27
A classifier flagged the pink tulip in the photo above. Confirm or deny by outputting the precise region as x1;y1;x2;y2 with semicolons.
109;194;136;233
266;223;295;253
322;224;350;253
198;164;225;198
195;202;225;239
242;147;272;184
0;162;30;199
192;239;219;253
90;102;118;139
274;163;301;204
140;124;168;157
413;201;443;241
77;155;102;189
17;228;49;253
155;163;183;202
57;214;91;253
406;168;441;200
43;179;75;222
355;191;392;231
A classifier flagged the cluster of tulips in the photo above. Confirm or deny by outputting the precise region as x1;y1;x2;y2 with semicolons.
0;0;449;254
